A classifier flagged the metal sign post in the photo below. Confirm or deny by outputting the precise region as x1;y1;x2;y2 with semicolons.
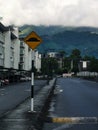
31;51;34;111
24;31;42;112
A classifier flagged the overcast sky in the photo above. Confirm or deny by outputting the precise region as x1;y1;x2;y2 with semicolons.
0;0;98;27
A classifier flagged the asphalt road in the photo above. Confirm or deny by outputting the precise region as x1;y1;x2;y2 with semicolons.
43;77;98;130
0;80;47;117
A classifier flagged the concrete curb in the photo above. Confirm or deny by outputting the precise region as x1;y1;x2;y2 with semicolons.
26;78;57;130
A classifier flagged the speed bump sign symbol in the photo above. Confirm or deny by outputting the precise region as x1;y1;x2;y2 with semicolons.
24;31;42;50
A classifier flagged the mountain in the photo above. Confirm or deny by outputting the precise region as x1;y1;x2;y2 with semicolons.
19;25;98;57
19;25;67;36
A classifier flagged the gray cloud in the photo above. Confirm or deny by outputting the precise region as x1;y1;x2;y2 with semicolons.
0;0;98;27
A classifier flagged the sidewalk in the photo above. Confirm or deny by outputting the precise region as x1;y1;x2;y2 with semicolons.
0;78;56;130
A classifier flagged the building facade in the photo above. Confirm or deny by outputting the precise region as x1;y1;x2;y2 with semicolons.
0;22;42;82
19;38;41;73
0;23;20;70
46;51;64;69
19;38;32;72
0;22;21;80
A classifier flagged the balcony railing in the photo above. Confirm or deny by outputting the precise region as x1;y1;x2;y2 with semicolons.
10;61;14;68
20;50;25;55
0;58;4;66
20;42;25;48
0;47;4;53
0;33;4;42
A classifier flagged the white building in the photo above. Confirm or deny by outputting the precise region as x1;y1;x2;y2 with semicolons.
34;50;41;72
0;23;20;70
46;51;64;69
47;52;58;58
0;23;5;67
4;27;20;69
19;38;32;71
19;39;42;73
0;22;42;80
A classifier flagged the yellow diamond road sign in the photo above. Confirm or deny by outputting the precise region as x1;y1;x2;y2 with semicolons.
24;31;42;50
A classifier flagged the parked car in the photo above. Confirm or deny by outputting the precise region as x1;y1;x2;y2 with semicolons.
0;79;9;86
4;79;9;85
20;76;31;82
0;79;4;86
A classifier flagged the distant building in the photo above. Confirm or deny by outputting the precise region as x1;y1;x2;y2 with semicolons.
46;51;64;69
47;52;58;58
79;60;90;71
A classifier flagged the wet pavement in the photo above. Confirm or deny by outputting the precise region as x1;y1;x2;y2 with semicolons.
43;77;98;130
0;80;47;116
0;78;56;130
0;98;32;130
